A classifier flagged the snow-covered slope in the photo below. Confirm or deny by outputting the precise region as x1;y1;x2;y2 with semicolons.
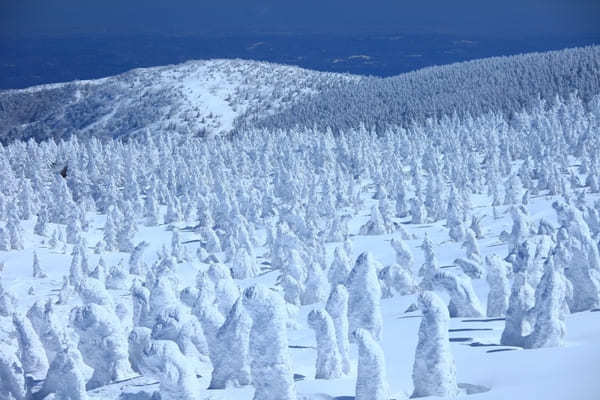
1;88;600;399
0;59;355;142
3;46;599;143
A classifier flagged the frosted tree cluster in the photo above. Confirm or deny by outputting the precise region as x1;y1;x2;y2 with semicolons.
0;67;598;400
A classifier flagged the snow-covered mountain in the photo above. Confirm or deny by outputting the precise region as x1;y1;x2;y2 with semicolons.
2;46;599;143
0;59;355;142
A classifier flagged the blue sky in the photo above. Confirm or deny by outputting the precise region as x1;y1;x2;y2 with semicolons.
2;0;600;38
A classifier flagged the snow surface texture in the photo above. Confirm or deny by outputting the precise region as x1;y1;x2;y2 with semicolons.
1;51;600;400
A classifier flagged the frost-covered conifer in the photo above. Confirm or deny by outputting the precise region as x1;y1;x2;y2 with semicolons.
325;285;351;375
12;312;49;381
347;252;383;342
486;255;510;317
410;197;427;224
17;178;36;221
0;227;8;251
26;300;65;365
128;241;149;275
128;327;201;400
462;229;481;261
500;271;535;347
434;271;484;317
504;206;532;252
395;180;409;217
6;215;24;250
379;264;417;298
418;235;439;290
231;247;260;279
48;228;59;249
279;249;307;306
69;252;84;288
447;188;465;242
243;285;296;400
32;251;47;278
0;347;26;400
453;257;484;280
171;231;184;262
524;254;568;349
328;246;352;287
116;215;136;253
103;211;117;251
412;291;458;398
201;226;221;253
307;309;343;379
90;258;107;282
209;298;252;389
359;205;388;235
131;281;151;327
504;174;524;205
553;201;600;312
40;346;90;400
71;303;134;389
34;204;49;236
77;277;114;307
302;262;329;305
66;210;82;244
470;215;484;239
354;328;389;400
390;237;414;268
327;215;349;242
207;263;240;317
144;186;160;226
164;193;182;225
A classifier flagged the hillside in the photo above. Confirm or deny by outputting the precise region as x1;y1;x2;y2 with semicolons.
1;46;599;143
258;46;600;132
1;81;600;399
0;59;354;142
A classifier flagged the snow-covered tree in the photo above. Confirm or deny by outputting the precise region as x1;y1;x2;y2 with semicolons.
354;328;389;400
359;205;388;235
32;251;47;278
33;204;49;236
500;271;535;347
379;264;417;298
209;298;252;389
302;262;329;305
523;254;568;349
6;215;24;250
347;252;383;342
390;237;414;268
462;228;481;261
243;284;296;400
12;312;49;381
328;246;352;287
418;235;439;290
325;284;351;375
128;327;201;400
553;201;600;312
70;303;134;389
485;255;510;317
231;247;260;279
40;346;91;400
0;347;26;400
434;271;484;317
307;309;343;379
412;291;458;398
